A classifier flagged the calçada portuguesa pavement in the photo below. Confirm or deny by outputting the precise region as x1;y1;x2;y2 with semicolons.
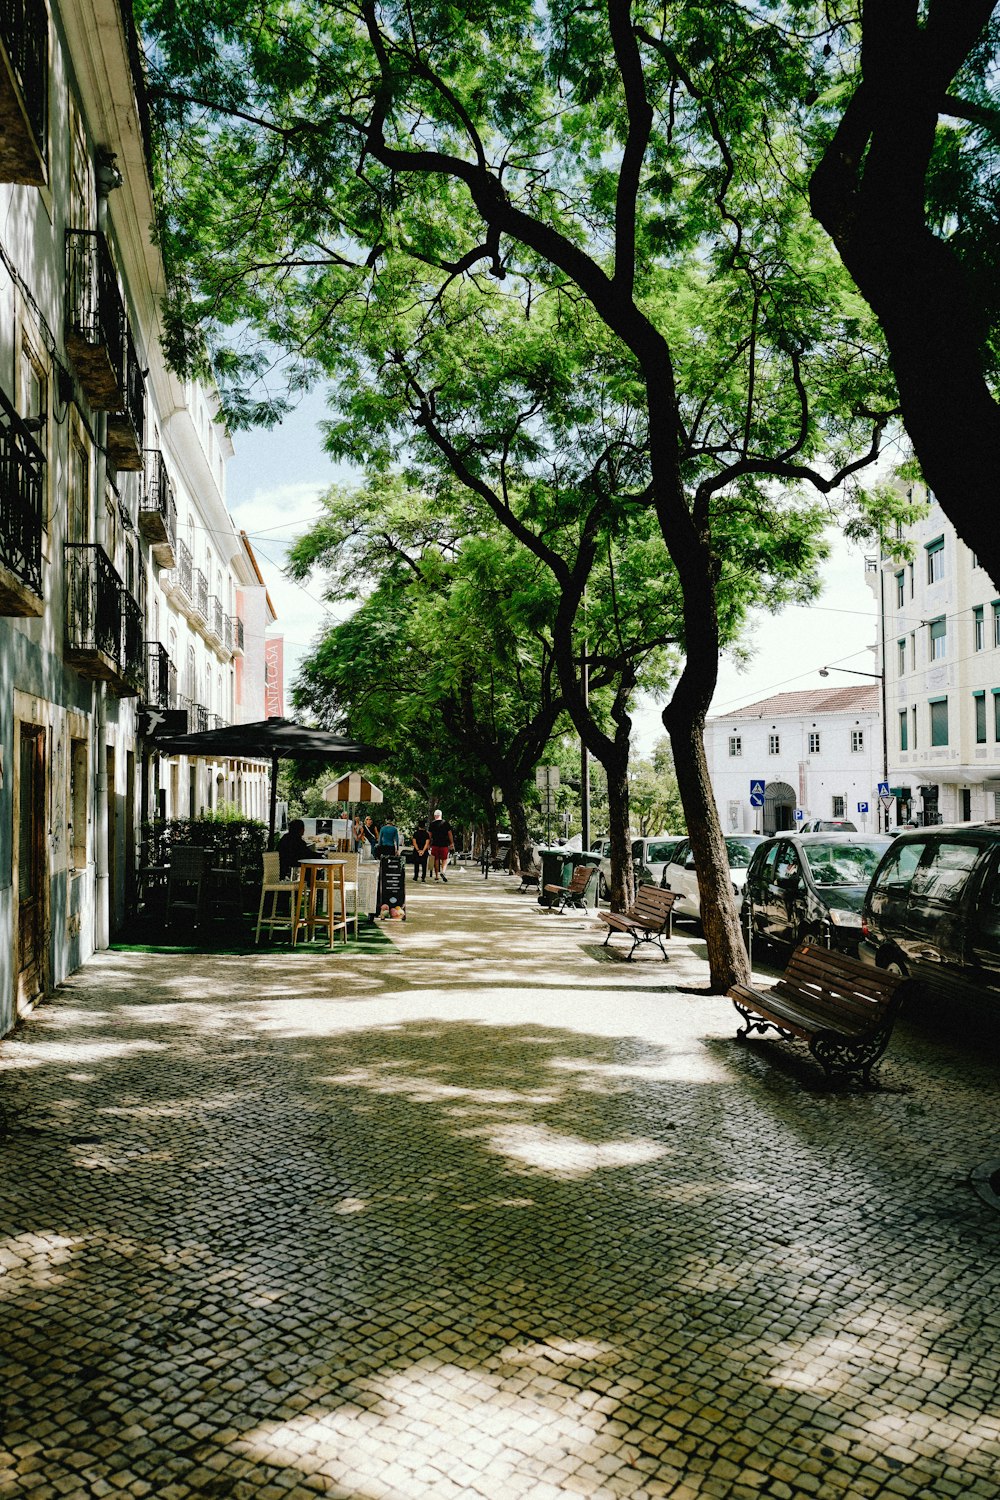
1;871;999;1500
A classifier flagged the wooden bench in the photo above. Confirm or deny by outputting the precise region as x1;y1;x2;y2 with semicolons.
543;864;597;913
729;943;910;1088
518;869;540;893
597;884;677;959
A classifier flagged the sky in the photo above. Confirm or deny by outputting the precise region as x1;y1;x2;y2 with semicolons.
225;389;882;746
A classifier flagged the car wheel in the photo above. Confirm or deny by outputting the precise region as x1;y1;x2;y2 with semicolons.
598;874;609;901
882;955;908;978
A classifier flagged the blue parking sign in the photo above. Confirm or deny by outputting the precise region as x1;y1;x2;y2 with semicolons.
857;801;869;814
793;809;804;821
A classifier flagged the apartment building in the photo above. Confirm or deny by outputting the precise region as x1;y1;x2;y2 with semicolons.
706;686;884;835
869;487;1000;825
0;0;272;1030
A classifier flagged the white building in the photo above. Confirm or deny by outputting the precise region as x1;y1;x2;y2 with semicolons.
869;487;1000;825
0;0;273;1029
706;686;884;835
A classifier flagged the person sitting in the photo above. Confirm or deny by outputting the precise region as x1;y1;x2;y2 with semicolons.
277;819;313;880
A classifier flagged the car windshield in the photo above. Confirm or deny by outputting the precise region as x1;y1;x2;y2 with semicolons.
724;838;760;868
646;842;678;864
803;840;890;886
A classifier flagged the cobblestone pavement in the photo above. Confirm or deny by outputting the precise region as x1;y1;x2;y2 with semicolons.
2;872;999;1500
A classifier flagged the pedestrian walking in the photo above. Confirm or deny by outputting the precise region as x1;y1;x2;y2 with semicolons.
361;815;378;860
428;808;455;882
411;821;430;882
378;819;400;856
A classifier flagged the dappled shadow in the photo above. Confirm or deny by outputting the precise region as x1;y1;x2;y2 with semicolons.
1;956;999;1498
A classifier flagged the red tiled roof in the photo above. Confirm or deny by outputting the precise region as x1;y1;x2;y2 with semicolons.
712;684;880;720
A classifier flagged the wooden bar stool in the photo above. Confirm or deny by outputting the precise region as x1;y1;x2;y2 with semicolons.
292;859;348;948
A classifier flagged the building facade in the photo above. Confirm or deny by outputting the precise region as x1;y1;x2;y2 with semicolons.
705;686;884;835
0;0;273;1031
869;488;1000;825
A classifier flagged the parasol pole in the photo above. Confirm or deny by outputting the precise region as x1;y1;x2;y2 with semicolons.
268;752;279;849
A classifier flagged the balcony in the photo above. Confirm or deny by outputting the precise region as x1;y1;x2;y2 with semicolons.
178;538;193;597
0;386;44;616
232;615;244;654
0;0;48;185
106;325;145;470
193;566;208;620
139;450;177;567
64;543;144;696
145;642;177;709
207;594;224;643
65;230;126;409
183;699;209;734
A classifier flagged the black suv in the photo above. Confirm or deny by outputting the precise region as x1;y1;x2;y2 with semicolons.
860;824;1000;1002
741;832;892;956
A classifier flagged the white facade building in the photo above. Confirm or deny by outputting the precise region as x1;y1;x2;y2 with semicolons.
869;487;1000;825
705;686;884;835
0;0;273;1030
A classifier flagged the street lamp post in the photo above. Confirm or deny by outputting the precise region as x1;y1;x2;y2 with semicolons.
819;665;889;831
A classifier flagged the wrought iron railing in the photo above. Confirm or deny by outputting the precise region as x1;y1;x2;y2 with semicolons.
234;615;244;652
177;538;192;597
208;713;229;730
65;543;123;664
120;588;145;693
223;613;233;651
141;448;177;548
0;0;48;159
0;385;44;599
65;230;125;404
190;701;209;733
106;323;145;467
194;566;208;618
145;642;174;709
208;594;223;639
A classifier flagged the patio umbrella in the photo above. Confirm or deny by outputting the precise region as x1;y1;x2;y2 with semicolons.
152;718;388;845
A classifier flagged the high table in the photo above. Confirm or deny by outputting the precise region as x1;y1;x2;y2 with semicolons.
293;859;349;948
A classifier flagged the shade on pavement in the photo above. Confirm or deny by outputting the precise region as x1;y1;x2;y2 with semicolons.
152;718;388;844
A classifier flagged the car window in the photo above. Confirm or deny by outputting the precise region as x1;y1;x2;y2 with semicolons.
775;842;800;882
724;838;758;868
803;840;890;887
671;840;690;865
758;843;780;882
871;840;927;892
646;841;676;865
909;841;981;905
631;839;644;860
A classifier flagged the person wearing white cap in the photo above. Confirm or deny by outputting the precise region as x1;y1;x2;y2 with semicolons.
428;808;455;882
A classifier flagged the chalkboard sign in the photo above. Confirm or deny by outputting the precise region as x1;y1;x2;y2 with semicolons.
315;818;333;834
378;856;406;919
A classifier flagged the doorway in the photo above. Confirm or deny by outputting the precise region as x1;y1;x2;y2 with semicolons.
763;781;796;835
17;723;47;1007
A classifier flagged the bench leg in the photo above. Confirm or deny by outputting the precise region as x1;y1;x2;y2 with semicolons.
732;999;796;1044
811;1027;893;1090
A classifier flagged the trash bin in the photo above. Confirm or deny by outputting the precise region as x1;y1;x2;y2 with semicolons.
537;848;601;908
537;847;574;907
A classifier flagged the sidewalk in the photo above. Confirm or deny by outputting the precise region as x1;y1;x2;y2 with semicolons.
1;873;998;1499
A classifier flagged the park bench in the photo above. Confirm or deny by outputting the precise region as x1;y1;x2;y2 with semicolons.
597;884;678;959
729;942;910;1088
518;869;540;893
543;863;597;913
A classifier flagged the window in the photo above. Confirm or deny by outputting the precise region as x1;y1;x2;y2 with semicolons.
908;561;914;598
851;729;864;753
994;602;1000;648
895;571;905;608
897;639;906;675
899;710;908;752
929;616;947;660
976;693;987;745
926;536;945;583
728;735;742;757
69;739;88;871
808;731;820;754
910;840;979;905
961;789;972;822
910;632;916;670
768;733;780;755
911;705;918;750
975;607;985;651
994;691;1000;743
930;697;949;747
832;795;845;818
68;431;90;543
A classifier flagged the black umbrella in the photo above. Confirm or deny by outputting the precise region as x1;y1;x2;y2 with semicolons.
152;718;388;845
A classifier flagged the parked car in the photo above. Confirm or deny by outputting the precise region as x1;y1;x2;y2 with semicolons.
597;835;683;900
859;823;1000;1002
797;818;858;833
661;834;767;925
741;832;893;956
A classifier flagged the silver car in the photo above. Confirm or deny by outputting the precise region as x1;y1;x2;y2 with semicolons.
599;835;684;901
661;834;767;925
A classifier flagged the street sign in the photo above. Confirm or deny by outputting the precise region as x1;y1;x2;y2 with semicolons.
877;781;890;798
793;809;804;821
858;801;869;814
535;765;559;789
750;779;766;808
879;794;895;811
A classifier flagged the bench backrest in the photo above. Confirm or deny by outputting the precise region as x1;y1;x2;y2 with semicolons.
776;943;906;1026
628;884;678;929
567;864;597;894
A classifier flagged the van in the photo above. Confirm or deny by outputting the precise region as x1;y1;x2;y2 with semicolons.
860;824;1000;1003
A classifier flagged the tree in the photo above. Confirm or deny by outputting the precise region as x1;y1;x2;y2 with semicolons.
808;3;1000;589
138;0;899;989
628;739;684;838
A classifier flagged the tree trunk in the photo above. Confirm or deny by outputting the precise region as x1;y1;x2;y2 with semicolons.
499;780;531;874
604;751;634;912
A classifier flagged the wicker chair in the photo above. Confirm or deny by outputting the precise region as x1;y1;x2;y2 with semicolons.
255;851;298;942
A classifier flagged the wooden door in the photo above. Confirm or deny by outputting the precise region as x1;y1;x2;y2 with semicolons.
17;724;46;1006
